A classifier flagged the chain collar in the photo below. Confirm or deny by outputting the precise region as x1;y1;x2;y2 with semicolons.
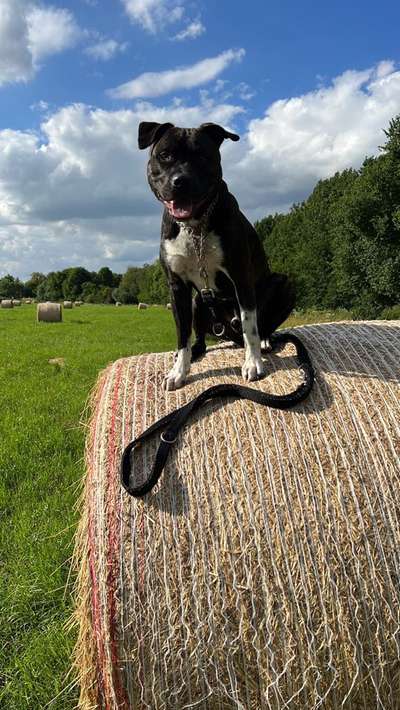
177;192;219;289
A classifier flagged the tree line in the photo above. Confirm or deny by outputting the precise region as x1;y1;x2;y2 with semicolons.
0;262;169;305
1;116;399;317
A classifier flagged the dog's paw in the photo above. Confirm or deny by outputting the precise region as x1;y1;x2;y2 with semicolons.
261;338;273;352
242;356;265;382
164;347;191;391
163;368;186;391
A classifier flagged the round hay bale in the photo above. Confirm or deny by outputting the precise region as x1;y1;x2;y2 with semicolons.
74;301;83;307
115;302;121;307
166;302;172;309
12;299;21;306
64;300;73;309
75;321;400;709
1;299;13;308
37;302;62;322
138;302;148;310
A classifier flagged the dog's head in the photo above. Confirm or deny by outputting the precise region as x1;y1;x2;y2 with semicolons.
138;122;239;220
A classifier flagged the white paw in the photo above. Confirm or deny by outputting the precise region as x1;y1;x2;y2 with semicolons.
261;338;272;352
163;368;186;391
163;346;191;391
242;356;265;382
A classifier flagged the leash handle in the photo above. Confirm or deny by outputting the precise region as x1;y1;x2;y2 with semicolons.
120;333;314;498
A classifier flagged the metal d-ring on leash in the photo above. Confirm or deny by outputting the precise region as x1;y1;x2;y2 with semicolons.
120;331;315;498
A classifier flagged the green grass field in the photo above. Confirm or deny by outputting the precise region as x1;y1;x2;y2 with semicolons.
0;303;352;709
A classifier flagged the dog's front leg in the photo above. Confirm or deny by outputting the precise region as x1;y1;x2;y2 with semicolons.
235;285;265;382
164;276;192;391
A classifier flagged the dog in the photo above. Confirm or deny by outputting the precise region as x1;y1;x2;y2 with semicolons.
138;121;295;390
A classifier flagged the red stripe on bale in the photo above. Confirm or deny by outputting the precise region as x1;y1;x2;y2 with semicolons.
87;373;110;707
104;364;130;709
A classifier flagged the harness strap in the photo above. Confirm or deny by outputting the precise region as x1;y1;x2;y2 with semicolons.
120;332;314;498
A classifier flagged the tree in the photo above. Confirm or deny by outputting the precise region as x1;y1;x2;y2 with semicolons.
0;274;24;298
332;121;400;316
62;267;92;300
113;267;142;304
36;272;65;301
24;272;46;297
96;267;115;288
137;261;169;304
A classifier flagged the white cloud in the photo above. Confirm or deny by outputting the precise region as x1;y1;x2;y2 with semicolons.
121;0;184;34
173;19;205;41
0;0;82;86
229;61;400;217
108;48;246;99
0;97;243;278
84;38;128;61
27;6;82;63
1;61;400;278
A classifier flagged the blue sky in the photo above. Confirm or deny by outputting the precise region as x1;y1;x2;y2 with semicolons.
1;0;400;278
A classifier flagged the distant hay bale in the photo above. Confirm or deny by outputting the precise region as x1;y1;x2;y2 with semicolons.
138;302;148;310
74;301;83;307
1;299;13;308
37;302;62;322
166;302;172;309
12;299;21;306
115;302;121;307
75;321;400;709
64;301;73;309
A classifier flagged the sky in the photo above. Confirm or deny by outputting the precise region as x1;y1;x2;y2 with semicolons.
1;0;400;280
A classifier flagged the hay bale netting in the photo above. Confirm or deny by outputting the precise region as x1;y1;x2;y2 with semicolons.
37;302;62;322
1;299;13;308
138;302;148;310
64;300;73;309
75;321;400;709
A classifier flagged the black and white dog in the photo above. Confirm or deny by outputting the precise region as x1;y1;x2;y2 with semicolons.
138;121;295;391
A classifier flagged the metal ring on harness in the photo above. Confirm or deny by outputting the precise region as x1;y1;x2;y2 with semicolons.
212;323;225;337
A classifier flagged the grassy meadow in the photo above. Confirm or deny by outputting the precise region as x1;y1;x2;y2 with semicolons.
0;303;352;709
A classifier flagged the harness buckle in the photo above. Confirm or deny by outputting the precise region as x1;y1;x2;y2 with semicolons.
201;288;216;306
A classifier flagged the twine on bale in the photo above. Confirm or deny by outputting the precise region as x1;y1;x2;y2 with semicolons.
37;302;62;322
74;321;400;710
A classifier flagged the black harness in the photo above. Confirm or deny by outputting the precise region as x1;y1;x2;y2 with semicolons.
120;329;314;498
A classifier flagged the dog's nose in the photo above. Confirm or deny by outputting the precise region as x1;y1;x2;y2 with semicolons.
171;174;188;190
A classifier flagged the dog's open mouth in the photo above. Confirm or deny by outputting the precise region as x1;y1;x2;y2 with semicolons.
163;200;196;220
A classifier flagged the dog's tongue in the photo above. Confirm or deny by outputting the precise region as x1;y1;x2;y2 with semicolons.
164;200;193;219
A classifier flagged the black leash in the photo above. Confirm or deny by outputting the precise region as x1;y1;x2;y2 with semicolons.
120;331;314;498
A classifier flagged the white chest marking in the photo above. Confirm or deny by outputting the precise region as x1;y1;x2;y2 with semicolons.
164;227;224;291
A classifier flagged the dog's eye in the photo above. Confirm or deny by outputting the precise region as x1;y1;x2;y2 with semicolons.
158;151;174;162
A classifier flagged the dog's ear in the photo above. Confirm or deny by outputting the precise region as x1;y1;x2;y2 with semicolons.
198;123;240;147
138;122;174;149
